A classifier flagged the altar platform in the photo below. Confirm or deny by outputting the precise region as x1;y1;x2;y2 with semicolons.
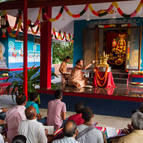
39;83;143;118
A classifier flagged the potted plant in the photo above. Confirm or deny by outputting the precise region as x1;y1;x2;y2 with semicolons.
6;66;57;101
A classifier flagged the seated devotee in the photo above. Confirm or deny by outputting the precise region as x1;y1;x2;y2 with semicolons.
121;103;143;135
118;111;143;143
6;94;26;142
68;102;84;125
69;59;95;89
26;92;41;120
47;90;66;130
77;107;104;143
12;135;27;143
0;133;4;143
52;120;79;143
0;108;8;120
59;56;71;86
18;106;48;143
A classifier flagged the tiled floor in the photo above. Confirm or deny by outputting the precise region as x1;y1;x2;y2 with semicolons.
0;95;130;129
40;108;130;129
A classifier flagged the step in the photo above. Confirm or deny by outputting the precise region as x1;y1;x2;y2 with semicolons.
114;78;128;84
112;73;128;79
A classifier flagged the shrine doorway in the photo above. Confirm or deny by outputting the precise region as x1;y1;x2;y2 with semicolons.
99;26;141;71
103;28;128;70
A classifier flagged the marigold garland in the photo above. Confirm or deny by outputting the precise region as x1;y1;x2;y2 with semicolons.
52;28;73;42
43;7;64;22
43;1;143;21
1;0;143;39
64;5;88;18
28;8;42;28
95;67;108;87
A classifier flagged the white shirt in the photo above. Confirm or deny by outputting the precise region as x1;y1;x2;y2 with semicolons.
18;119;47;143
53;137;79;143
77;124;104;143
0;134;4;143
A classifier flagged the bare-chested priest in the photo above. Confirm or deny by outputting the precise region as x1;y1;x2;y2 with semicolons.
59;56;71;87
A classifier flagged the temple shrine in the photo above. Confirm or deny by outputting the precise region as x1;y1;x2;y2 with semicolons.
0;0;143;117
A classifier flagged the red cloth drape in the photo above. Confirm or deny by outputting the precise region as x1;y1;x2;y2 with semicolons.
94;72;116;88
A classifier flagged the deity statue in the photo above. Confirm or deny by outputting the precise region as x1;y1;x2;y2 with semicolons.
108;33;127;66
97;51;109;68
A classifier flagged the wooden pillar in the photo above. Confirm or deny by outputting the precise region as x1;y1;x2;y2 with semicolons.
23;0;28;100
40;7;52;90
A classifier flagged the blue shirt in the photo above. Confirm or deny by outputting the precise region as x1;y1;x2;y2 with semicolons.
26;101;40;114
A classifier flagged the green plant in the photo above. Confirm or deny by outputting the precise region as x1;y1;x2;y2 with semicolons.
52;41;73;64
6;66;57;98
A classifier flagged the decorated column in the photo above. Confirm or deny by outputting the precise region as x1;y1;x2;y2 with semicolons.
40;7;52;90
23;0;28;99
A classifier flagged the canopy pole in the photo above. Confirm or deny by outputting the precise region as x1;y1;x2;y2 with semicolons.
23;0;28;100
40;6;52;90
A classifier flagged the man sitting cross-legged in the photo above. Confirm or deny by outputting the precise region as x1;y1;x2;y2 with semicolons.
11;135;27;143
52;120;79;143
68;102;84;125
18;106;48;143
6;94;26;142
77;107;104;143
47;90;66;130
118;111;143;143
26;92;41;120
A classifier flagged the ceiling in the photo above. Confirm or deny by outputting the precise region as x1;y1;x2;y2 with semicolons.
0;0;133;10
5;0;142;34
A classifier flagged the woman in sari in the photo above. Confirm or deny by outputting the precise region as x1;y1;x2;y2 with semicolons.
70;59;95;89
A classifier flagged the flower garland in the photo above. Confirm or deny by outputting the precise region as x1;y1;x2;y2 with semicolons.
112;2;143;18
43;0;143;21
1;0;143;39
98;23;131;29
88;4;114;17
52;28;74;42
1;10;23;37
64;5;88;18
43;7;64;22
28;8;42;28
95;67;108;87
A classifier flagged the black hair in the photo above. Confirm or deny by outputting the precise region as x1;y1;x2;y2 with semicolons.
131;103;143;115
82;107;93;123
29;92;38;101
138;103;143;113
63;120;77;137
75;102;84;114
16;94;26;105
76;59;82;65
25;106;36;120
12;135;27;143
54;90;63;99
64;56;71;61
